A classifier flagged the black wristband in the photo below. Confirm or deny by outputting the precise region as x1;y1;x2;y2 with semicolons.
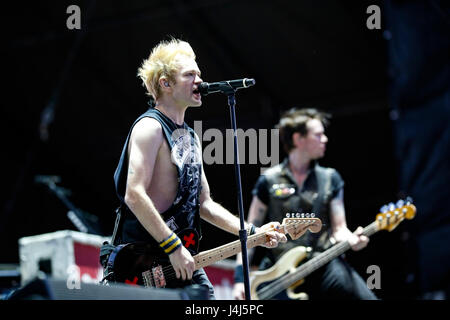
247;224;256;236
234;265;244;283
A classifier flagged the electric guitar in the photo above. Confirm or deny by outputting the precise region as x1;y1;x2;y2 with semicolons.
250;199;417;300
107;216;322;288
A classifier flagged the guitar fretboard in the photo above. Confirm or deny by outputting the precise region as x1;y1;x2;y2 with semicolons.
194;232;267;269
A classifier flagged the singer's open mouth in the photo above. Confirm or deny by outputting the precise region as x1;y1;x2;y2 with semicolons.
192;88;201;101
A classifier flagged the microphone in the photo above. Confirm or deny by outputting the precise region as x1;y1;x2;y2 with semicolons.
198;78;255;96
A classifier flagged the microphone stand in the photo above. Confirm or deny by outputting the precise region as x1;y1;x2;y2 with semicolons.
224;87;252;300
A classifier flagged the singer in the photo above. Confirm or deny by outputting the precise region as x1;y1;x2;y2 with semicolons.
108;38;286;299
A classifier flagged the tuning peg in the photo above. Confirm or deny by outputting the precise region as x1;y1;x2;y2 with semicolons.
380;205;388;213
396;199;405;208
405;196;413;204
388;202;395;211
310;213;315;218
286;213;291;218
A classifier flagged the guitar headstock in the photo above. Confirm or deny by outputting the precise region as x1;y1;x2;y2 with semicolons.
281;213;322;240
375;198;416;232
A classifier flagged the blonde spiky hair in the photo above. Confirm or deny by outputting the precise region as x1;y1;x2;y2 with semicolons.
137;38;196;99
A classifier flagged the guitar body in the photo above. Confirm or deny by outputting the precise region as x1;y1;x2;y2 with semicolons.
107;228;199;288
251;246;310;300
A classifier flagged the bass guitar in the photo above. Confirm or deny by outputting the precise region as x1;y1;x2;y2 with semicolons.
107;216;322;289
250;199;416;300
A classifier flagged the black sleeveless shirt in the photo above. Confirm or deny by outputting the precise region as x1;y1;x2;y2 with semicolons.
113;108;203;248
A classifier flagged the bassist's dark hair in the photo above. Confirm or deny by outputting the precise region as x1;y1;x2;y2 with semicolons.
276;108;331;153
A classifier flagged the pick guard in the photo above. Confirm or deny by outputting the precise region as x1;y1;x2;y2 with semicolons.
251;246;309;300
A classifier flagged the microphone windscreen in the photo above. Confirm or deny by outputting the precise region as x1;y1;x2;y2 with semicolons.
198;82;209;96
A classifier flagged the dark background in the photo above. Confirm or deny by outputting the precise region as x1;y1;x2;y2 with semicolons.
1;0;449;299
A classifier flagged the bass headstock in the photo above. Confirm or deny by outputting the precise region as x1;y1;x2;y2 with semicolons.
375;198;416;232
281;213;322;240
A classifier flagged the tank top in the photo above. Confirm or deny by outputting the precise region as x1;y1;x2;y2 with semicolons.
113;108;203;249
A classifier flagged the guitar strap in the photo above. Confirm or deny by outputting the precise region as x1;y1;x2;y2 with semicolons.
99;205;122;284
111;205;122;246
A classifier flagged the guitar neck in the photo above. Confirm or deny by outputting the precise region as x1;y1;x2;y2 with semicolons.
193;232;268;270
193;219;311;270
298;222;379;277
257;221;379;300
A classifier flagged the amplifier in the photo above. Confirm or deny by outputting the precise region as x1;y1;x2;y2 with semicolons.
19;230;110;285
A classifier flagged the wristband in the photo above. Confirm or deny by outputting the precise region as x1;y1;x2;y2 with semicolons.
234;265;244;283
247;224;256;236
159;232;182;255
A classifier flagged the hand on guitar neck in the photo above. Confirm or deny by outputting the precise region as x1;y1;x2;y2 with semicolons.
331;226;369;251
255;222;288;248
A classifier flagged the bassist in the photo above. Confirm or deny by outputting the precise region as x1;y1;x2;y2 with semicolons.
233;108;377;300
